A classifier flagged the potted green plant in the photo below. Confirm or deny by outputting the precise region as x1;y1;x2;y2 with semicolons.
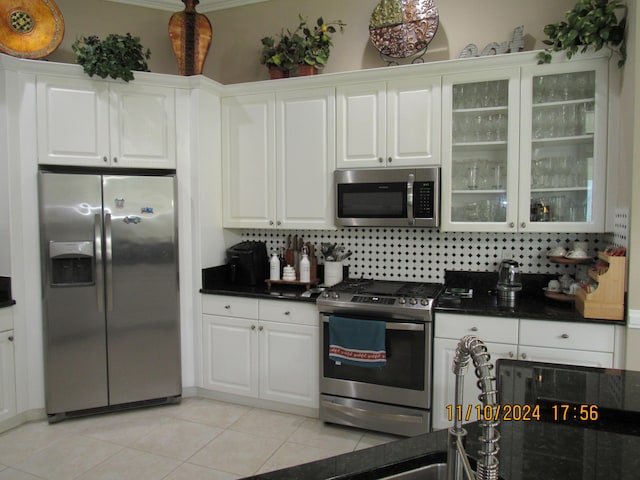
536;0;627;67
294;15;346;75
260;31;298;79
72;33;151;82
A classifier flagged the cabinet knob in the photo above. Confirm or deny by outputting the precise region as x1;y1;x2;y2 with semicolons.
508;351;514;358
560;333;569;339
509;222;515;228
470;326;478;332
521;353;527;359
520;222;526;228
259;325;264;331
277;221;281;226
113;157;118;163
103;156;108;163
225;305;231;309
269;220;274;225
388;157;392;163
251;325;256;330
284;311;290;315
8;336;14;342
378;157;384;163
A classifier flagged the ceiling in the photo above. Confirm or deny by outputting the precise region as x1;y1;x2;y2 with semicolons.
103;0;269;13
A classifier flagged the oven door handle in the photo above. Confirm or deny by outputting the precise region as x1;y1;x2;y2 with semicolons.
322;317;424;332
321;399;425;424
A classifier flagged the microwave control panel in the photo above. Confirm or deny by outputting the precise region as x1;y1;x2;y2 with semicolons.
414;181;435;218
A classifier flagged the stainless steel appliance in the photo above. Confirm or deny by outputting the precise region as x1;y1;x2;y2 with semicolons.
317;279;443;436
226;240;269;286
335;168;440;227
496;259;522;305
38;171;181;421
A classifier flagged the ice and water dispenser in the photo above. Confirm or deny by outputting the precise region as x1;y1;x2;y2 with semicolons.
49;241;94;286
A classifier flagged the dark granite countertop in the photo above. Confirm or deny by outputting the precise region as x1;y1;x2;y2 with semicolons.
0;276;15;308
200;265;322;303
435;271;625;326
245;360;640;480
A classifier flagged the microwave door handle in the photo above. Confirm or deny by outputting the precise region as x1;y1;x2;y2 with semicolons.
407;173;415;226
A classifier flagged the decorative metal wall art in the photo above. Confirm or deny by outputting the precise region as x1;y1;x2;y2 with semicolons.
0;0;65;58
369;0;439;65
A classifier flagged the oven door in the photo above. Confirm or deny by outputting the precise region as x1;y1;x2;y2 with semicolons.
320;313;432;410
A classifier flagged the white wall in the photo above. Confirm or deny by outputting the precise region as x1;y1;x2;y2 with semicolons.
0;69;10;276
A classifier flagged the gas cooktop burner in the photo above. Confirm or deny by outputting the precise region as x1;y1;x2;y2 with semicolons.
330;279;443;299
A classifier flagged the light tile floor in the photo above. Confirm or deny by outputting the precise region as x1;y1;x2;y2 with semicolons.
0;398;399;480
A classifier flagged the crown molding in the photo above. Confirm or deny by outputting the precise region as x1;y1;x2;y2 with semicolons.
103;0;269;13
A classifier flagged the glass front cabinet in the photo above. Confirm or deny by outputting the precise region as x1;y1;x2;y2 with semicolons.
441;57;608;232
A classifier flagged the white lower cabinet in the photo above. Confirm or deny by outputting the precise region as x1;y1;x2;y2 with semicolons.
432;313;616;431
0;307;16;424
202;296;318;409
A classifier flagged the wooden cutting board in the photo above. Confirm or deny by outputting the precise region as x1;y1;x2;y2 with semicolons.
0;0;65;59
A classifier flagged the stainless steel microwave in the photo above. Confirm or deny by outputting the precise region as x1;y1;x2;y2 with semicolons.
335;168;440;227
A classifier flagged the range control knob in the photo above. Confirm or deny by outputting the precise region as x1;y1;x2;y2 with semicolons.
420;298;428;306
398;297;407;305
409;298;417;305
332;292;340;300
322;291;330;298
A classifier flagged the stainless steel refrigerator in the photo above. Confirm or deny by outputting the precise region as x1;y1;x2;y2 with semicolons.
38;171;181;420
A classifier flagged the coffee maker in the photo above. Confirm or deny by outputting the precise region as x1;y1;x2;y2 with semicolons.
496;259;522;305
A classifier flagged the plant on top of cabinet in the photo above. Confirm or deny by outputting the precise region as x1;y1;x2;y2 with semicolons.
260;30;298;78
72;33;151;82
294;15;346;74
536;0;627;68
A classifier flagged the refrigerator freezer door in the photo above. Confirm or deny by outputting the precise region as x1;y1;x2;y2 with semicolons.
103;175;181;404
39;172;109;414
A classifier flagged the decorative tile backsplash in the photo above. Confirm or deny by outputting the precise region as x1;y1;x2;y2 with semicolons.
241;228;614;283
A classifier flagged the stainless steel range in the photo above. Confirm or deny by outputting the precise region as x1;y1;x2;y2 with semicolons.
317;279;443;437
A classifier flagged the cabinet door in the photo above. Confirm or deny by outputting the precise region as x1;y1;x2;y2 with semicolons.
109;84;176;169
259;321;319;408
519;59;608;232
336;82;386;168
441;69;521;232
276;88;335;229
516;345;612;368
36;76;110;167
202;315;258;397
432;337;515;431
387;76;441;167
0;330;16;423
222;93;276;228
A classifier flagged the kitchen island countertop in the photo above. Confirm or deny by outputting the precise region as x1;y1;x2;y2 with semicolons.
245;360;640;480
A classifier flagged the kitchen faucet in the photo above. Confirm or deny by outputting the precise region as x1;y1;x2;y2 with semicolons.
447;336;500;480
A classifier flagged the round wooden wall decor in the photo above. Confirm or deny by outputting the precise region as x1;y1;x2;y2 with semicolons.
0;0;65;59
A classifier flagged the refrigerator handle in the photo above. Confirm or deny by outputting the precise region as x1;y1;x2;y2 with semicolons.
94;214;105;313
105;213;113;312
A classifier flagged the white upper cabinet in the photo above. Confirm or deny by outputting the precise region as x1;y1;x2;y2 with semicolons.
441;68;521;232
222;92;276;229
222;87;335;229
36;75;176;169
441;55;608;232
337;76;441;169
518;59;608;233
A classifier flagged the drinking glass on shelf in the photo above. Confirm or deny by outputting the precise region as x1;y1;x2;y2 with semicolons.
533;76;546;104
492;163;503;189
453;84;465;109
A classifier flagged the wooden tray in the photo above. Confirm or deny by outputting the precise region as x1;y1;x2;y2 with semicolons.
265;278;319;290
543;289;575;302
547;256;593;264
